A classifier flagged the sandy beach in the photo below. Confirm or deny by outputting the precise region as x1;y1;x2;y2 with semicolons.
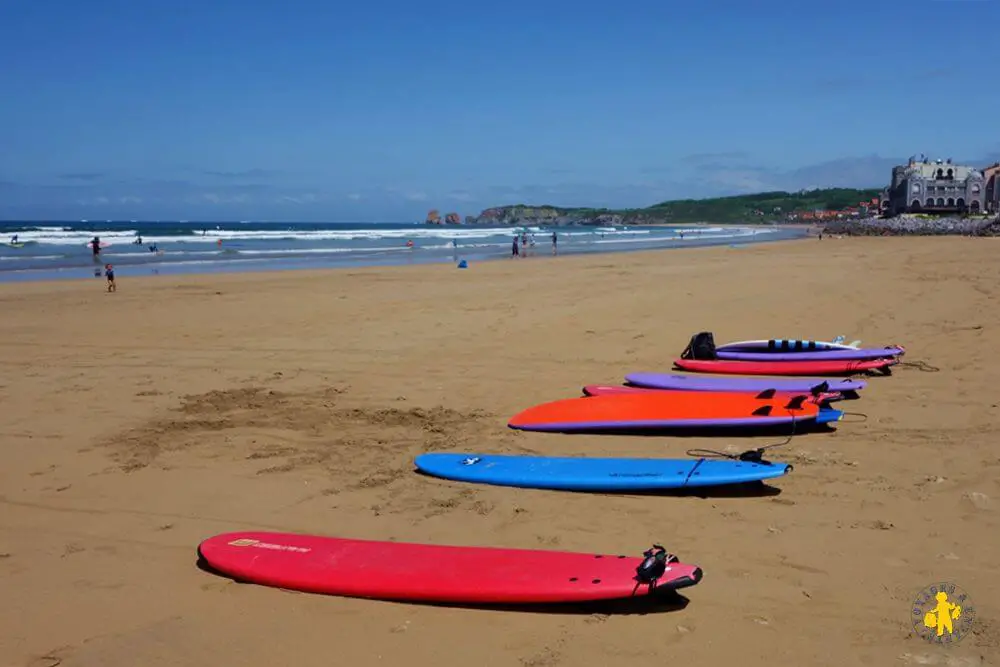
1;236;997;667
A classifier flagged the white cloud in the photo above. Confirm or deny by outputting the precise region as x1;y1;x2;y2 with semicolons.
280;193;319;204
197;193;250;204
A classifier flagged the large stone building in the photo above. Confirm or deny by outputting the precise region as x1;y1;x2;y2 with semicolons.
884;156;986;216
984;162;1000;214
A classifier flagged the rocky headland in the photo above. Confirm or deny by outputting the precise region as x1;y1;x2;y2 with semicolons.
464;205;636;227
462;204;719;226
460;188;883;227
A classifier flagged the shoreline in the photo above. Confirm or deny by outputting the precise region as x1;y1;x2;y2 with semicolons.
0;236;825;294
0;224;806;285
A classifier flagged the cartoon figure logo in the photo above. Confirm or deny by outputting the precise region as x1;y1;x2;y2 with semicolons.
911;582;975;644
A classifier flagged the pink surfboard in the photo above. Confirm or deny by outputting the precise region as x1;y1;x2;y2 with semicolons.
198;531;703;604
582;384;660;396
674;357;898;376
582;383;843;403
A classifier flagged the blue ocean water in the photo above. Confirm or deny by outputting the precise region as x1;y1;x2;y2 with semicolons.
0;220;805;283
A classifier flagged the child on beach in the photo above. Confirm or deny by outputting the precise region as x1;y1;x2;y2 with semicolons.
104;263;116;292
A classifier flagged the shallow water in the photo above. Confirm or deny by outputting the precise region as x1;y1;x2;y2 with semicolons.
0;220;803;283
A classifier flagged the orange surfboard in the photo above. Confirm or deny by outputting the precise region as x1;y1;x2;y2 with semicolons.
508;391;838;433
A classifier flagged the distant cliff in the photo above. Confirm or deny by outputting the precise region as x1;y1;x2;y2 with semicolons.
465;188;882;226
464;205;657;227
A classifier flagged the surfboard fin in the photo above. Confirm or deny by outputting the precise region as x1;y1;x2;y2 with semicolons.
738;448;767;464
809;381;830;395
784;395;807;410
752;405;773;416
755;388;777;399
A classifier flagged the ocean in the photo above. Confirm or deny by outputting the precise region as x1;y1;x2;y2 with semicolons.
0;220;805;283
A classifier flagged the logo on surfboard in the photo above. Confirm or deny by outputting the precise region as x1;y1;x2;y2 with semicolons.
227;538;312;554
461;457;481;465
911;582;975;644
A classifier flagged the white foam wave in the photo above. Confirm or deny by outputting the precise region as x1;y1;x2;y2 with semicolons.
10;224;685;246
0;254;64;261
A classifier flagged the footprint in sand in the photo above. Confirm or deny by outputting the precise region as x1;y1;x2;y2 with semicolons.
962;491;991;511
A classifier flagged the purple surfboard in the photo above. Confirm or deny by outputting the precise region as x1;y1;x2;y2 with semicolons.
716;347;904;362
624;372;866;394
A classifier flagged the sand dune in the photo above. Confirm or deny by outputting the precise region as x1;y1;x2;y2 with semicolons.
1;237;997;666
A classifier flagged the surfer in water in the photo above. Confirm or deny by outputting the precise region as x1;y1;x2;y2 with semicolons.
90;236;102;261
10;234;18;244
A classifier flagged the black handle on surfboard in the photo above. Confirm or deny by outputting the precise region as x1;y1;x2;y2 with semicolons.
635;545;680;588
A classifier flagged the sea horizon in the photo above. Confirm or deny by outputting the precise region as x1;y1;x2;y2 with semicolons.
0;219;806;283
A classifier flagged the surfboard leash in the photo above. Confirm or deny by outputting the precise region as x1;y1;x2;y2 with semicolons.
896;359;940;372
684;406;800;465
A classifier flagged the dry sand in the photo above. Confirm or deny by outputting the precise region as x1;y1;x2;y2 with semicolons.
1;237;997;667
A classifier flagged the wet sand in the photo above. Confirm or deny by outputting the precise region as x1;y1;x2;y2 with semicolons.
1;237;997;666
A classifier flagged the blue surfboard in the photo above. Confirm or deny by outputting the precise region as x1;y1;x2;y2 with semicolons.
414;452;791;492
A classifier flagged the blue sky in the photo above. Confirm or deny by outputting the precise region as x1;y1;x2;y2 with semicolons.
2;0;999;222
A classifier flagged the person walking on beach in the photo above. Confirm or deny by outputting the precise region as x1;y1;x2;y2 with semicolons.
104;263;116;292
551;231;558;255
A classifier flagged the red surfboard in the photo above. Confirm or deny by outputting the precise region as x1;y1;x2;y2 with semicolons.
509;391;827;432
198;531;703;604
673;357;898;376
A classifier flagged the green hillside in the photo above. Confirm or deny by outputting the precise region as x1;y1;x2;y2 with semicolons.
636;188;881;223
470;188;881;225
